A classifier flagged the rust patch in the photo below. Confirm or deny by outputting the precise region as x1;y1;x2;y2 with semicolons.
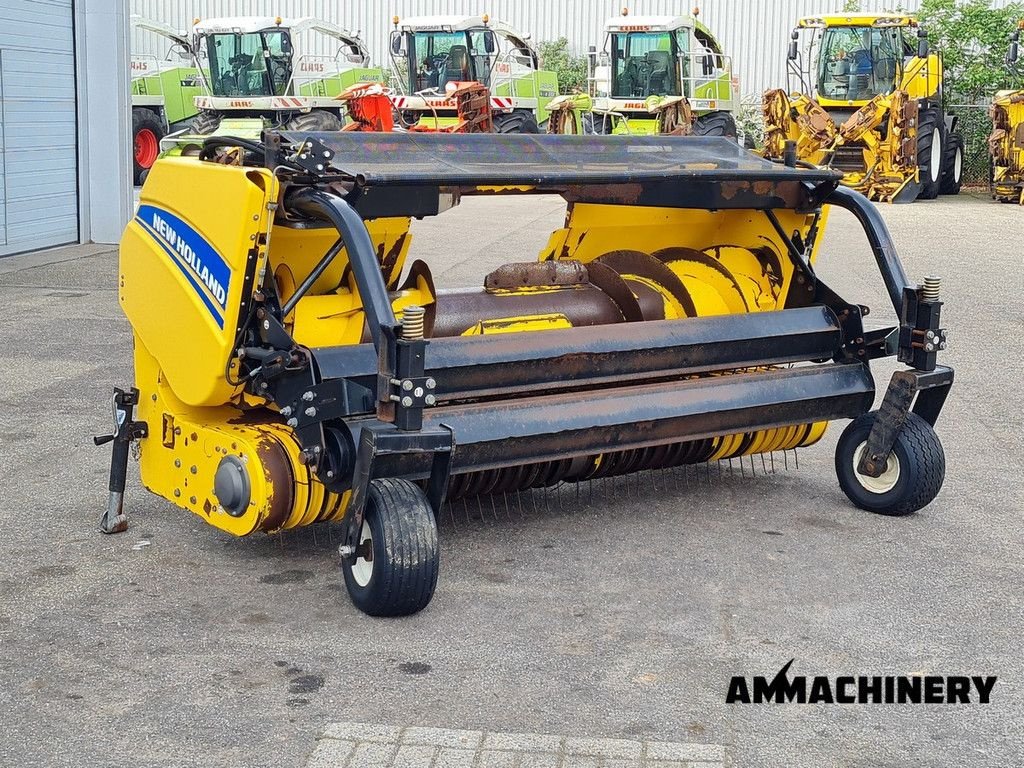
564;183;644;205
720;181;750;200
256;433;294;532
484;261;588;292
380;233;408;290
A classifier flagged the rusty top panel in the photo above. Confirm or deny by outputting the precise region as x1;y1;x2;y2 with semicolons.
279;132;843;189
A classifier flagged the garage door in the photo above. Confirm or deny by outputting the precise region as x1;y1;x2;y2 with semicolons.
0;0;78;257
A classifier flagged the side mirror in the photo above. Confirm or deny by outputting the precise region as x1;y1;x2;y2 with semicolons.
598;52;610;67
1010;30;1020;65
484;31;497;54
917;27;929;59
390;31;405;57
788;30;799;61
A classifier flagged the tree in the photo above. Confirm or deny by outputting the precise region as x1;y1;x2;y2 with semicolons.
537;37;589;94
918;0;1024;103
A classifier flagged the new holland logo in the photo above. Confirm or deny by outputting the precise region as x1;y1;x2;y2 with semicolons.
136;204;231;327
726;660;997;705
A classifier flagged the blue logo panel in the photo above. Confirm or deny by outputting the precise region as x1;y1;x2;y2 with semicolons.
135;204;232;327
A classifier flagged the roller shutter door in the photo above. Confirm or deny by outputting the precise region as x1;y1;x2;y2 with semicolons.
0;0;78;256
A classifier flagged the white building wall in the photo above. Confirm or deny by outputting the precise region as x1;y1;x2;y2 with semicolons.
129;0;1019;99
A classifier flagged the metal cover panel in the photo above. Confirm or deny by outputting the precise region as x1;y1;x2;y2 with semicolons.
281;131;843;188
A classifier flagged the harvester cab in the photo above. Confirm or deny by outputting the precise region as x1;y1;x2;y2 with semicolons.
989;21;1024;204
581;9;738;137
764;13;964;202
130;15;203;183
388;14;558;132
100;130;952;617
186;16;383;135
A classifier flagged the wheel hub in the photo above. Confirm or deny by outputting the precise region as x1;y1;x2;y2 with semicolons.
135;128;159;168
929;129;941;183
350;520;374;587
852;442;901;494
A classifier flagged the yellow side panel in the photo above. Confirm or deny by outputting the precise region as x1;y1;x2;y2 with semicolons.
120;159;278;407
543;203;821;312
899;55;941;101
550;204;813;265
271;217;413;307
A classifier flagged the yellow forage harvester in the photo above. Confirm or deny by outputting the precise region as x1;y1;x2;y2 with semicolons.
97;131;952;616
990;21;1024;204
763;13;964;203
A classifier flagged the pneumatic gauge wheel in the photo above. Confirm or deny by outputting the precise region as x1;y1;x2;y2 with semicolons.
835;411;945;517
341;479;439;617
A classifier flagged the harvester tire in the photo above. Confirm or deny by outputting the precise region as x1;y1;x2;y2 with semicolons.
940;133;964;195
583;113;611;135
835;411;945;517
693;111;738;140
132;108;164;186
341;478;439;616
916;109;943;200
287;109;343;132
494;110;540;134
190;110;222;135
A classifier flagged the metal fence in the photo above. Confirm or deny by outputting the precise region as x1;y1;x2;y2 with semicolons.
949;104;995;187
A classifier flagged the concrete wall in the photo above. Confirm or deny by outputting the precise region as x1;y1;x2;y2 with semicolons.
77;0;133;245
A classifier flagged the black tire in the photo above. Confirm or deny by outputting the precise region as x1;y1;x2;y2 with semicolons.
341;479;439;617
835;411;945;517
493;110;540;134
582;112;611;135
286;109;343;132
132;108;164;186
916;108;943;200
190;110;222;135
693;110;738;141
940;133;964;195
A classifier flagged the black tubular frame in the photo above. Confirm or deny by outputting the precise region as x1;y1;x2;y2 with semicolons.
284;188;400;353
827;186;912;314
232;132;951;553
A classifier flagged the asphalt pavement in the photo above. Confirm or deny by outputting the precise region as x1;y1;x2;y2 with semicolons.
0;191;1021;767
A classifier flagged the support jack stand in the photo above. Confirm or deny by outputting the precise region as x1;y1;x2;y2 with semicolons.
94;388;148;534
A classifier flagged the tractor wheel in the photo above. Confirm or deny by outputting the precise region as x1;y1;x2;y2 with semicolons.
583;112;611;135
916;109;943;200
132;108;164;186
494;110;540;134
835;411;945;517
940;133;964;195
693;111;738;140
341;479;439;617
286;109;343;132
190;110;222;135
